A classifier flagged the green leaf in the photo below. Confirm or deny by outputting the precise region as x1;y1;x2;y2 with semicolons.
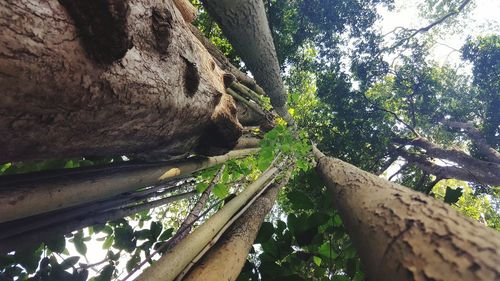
444;186;463;204
149;221;163;241
287;190;314;210
15;246;43;274
255;222;274;243
343;243;357;259
102;235;114;250
0;163;11;174
126;254;141;273
333;214;343;227
159;228;174;241
313;256;322;266
114;225;136;252
45;235;66;253
95;264;114;281
74;239;87;256
60;256;80;269
257;147;274;171
318;242;338;260
196;182;209;193
213;183;229;199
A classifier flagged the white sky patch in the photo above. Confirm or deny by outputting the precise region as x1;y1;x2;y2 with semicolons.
377;0;500;66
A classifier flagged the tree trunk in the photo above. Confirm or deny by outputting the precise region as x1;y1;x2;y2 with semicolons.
136;164;280;281
313;147;500;281
182;176;289;281
0;190;195;255
0;148;258;223
0;0;242;163
202;0;294;124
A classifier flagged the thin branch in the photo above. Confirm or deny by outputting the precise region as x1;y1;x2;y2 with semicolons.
384;0;472;51
226;88;266;117
425;177;443;194
119;198;225;281
388;163;408;181
362;94;420;137
169;165;226;248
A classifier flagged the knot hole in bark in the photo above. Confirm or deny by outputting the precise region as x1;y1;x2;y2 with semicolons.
181;56;200;97
152;7;174;54
195;92;242;156
59;0;131;64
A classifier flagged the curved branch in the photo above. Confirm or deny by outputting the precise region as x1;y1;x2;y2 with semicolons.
442;120;500;164
396;146;500;186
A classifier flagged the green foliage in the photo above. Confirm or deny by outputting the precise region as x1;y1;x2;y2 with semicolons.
257;125;312;173
462;35;500;150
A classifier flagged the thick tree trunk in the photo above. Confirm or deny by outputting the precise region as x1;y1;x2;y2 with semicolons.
182;177;288;281
203;0;294;124
0;0;242;163
136;164;280;281
0;148;258;223
313;147;500;281
0;190;195;255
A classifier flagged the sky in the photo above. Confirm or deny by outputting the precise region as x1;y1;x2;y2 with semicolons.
377;0;500;67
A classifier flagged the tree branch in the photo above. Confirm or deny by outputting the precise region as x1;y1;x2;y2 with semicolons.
442;120;500;164
169;165;225;248
384;0;472;51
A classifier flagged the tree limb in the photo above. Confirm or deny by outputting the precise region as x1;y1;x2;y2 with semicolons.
384;0;472;51
169;165;226;248
442;120;500;164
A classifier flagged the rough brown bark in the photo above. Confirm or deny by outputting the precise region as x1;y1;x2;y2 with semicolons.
0;0;242;163
313;147;500;281
203;0;294;124
188;24;267;99
182;176;289;281
173;0;197;23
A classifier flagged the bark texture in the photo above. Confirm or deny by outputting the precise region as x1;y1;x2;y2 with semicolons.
173;0;197;23
182;179;287;281
188;24;267;99
0;0;241;163
313;147;500;281
203;0;294;124
0;148;258;223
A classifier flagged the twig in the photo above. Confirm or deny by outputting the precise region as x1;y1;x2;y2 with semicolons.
119;198;225;281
